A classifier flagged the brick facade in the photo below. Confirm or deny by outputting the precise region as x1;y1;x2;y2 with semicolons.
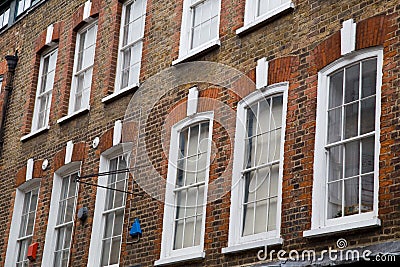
0;0;399;266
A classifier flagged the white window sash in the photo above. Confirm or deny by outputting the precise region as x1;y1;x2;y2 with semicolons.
115;0;147;93
69;22;98;114
157;112;213;263
88;145;132;267
41;162;81;267
310;48;383;232
226;83;288;250
32;48;58;132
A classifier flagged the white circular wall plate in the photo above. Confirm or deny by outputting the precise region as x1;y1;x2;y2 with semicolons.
92;137;100;149
42;159;49;171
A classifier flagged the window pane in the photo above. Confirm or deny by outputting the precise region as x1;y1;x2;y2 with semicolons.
109;237;121;264
173;220;184;249
267;197;277;231
345;64;360;103
257;100;270;134
101;239;111;266
183;217;195;248
361;137;374;174
344;177;359;216
113;209;124;236
254;200;267;234
344;140;360;178
328;108;342;143
361;59;377;98
176;189;186;219
255;133;268;165
328;145;343;182
271;95;283;130
194;216;202;246
269;165;279;197
186;187;197;217
344;102;358;139
360;96;375;135
104;213;113;238
328;180;342;219
329;70;343;109
361;174;374;213
256;167;269;200
242;203;255;236
268;129;281;162
243;171;256;204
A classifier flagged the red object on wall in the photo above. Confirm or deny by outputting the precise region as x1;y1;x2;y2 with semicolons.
27;242;38;261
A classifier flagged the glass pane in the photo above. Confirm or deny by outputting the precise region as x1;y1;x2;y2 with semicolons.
254;200;267;234
19;214;27;238
183;217;195;248
361;58;377;98
245;136;256;168
64;224;73;249
104;213;113;238
269;165;279;197
61;177;69;200
57;200;66;224
176;190;186;219
269;129;281;162
187;125;199;156
345;64;360;103
362;137;374;174
361;174;374;213
82;46;95;69
256;167;269;201
54;251;62;267
68;176;77;197
85;25;97;48
360;97;375;135
113;209;124;236
194;216;202;246
173;220;184;249
242;203;255;236
344;177;359;216
185;156;197;186
271;95;283;129
327;108;342;143
243;171;256;203
198;123;209;153
329;70;344;109
345;141;360;178
26;212;35;235
101;239;111;266
268;197;277;231
328;180;342;219
328;145;343;182
56;227;65;250
65;198;75;222
109;237;121;264
186;187;197;217
22;192;31;213
255;133;268;165
246;106;257;138
196;186;204;215
179;128;188;159
258;100;270;134
258;0;268;16
106;189;115;210
114;182;125;208
344;102;358;139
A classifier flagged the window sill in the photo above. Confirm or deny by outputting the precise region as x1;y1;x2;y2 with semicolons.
236;2;295;36
222;238;283;254
102;84;138;103
57;107;90;124
20;126;50;142
154;251;205;266
172;39;221;65
303;218;381;237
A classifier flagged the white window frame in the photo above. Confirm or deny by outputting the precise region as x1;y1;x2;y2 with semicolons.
304;48;383;237
5;179;41;267
31;47;58;133
88;143;132;267
67;20;98;116
173;0;221;65
110;0;147;101
237;0;294;35
223;83;288;254
155;112;213;266
41;161;81;267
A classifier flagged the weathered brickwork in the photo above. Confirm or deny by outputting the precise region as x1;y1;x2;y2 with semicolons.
0;0;399;266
